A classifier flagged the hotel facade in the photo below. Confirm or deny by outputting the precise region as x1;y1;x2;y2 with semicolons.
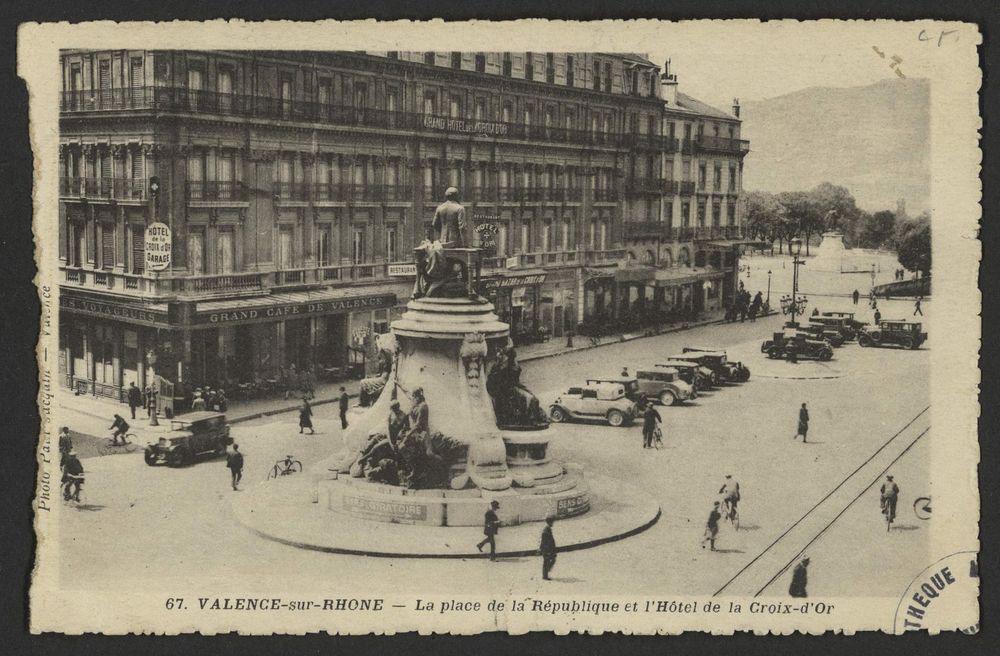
57;50;749;411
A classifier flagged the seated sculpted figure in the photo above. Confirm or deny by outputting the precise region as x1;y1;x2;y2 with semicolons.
486;344;550;429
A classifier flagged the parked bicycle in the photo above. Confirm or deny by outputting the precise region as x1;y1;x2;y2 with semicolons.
268;455;304;480
98;432;138;456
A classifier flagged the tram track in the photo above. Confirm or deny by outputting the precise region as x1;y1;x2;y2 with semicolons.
713;405;931;597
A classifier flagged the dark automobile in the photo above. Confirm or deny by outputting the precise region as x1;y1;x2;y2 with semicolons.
810;315;859;341
798;322;846;347
655;360;714;391
588;370;696;406
681;346;751;382
761;332;834;361
821;311;868;333
144;411;232;467
857;320;928;350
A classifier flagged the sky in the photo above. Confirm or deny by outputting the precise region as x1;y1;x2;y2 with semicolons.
631;21;941;111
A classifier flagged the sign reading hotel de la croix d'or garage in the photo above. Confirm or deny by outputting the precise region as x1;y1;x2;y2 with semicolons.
197;293;397;325
144;222;172;272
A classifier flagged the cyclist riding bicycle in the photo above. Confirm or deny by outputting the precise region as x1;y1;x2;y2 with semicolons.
719;474;741;517
108;414;130;446
62;449;85;502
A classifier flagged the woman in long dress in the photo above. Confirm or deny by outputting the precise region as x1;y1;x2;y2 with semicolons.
299;398;314;435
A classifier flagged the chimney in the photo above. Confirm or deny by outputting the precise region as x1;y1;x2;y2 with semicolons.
732;97;741;118
661;58;678;106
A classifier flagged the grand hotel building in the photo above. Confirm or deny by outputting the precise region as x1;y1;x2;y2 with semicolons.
57;50;749;410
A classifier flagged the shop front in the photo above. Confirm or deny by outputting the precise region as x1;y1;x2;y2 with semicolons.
58;292;175;401
480;270;547;343
581;268;617;334
537;268;580;338
189;289;398;391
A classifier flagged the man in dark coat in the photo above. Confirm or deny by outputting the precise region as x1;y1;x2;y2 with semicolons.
127;382;142;419
874;309;882;325
789;555;810;597
432;187;467;247
642;403;662;449
299;398;314;435
338;387;350;430
702;501;722;551
226;444;244;491
853;289;860;305
540;517;557;580
795;402;810;443
62;449;85;502
476;500;501;561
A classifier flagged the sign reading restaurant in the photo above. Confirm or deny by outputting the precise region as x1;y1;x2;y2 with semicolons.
197;293;397;325
422;115;510;137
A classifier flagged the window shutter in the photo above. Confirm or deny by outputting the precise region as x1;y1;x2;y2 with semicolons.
101;224;115;269
132;227;144;273
99;61;111;89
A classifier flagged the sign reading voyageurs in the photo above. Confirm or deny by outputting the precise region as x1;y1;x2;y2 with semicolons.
144;222;171;271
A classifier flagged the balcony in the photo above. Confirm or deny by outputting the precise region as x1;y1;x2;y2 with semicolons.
622;134;680;152
60;86;637;150
624;221;667;239
186;181;248;202
60;177;146;201
625;178;664;195
272;181;312;202
695;135;751;155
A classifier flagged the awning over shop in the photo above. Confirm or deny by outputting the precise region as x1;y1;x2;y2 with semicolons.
614;265;657;283
194;287;398;326
705;239;770;249
480;269;547;291
60;293;172;328
653;266;726;287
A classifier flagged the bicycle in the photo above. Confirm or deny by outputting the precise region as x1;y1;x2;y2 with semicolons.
651;426;664;449
914;496;932;521
881;496;897;531
722;497;740;530
97;432;138;456
268;455;303;480
62;476;84;504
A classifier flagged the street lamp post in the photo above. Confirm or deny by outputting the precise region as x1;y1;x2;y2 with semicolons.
766;269;772;305
788;238;805;327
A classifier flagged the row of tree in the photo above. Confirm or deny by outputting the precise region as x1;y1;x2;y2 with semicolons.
744;183;931;275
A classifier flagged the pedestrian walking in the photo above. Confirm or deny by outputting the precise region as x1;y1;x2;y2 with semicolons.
702;501;722;551
880;475;900;525
299;397;315;435
852;289;860;305
789;556;810;597
226;444;244;491
146;385;158;419
794;402;809;442
642;403;662;449
874;309;882;325
476;500;501;561
540;517;557;580
338;387;350;430
61;449;84;502
913;296;923;316
126;382;142;419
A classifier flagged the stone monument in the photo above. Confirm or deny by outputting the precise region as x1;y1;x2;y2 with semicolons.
311;193;590;527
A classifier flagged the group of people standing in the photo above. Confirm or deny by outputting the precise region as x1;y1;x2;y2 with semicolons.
726;286;765;323
190;387;228;413
125;382;159;420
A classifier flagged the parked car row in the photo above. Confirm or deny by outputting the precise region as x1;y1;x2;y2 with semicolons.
548;346;751;428
760;310;928;361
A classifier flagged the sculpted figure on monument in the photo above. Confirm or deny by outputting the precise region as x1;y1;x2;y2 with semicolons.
824;209;840;232
433;187;467;247
486;343;550;429
359;333;396;406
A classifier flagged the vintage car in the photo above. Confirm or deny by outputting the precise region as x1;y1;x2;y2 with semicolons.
681;347;751;382
654;360;714;391
144;411;233;467
821;311;868;333
798;321;846;347
810;315;858;341
549;382;638;427
760;332;834;361
588;370;696;406
857;320;928;350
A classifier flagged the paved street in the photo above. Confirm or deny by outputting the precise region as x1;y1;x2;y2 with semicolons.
58;291;930;600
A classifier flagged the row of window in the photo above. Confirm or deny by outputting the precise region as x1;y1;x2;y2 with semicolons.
63;214;616;277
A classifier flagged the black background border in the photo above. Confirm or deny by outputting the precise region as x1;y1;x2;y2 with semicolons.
1;2;995;654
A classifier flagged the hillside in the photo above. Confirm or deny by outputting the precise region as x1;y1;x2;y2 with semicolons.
740;78;930;213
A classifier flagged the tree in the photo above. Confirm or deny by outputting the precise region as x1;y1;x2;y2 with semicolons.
777;191;822;255
744;190;784;250
895;214;931;276
858;210;896;249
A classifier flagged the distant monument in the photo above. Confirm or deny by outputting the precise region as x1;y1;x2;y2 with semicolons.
811;210;848;271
